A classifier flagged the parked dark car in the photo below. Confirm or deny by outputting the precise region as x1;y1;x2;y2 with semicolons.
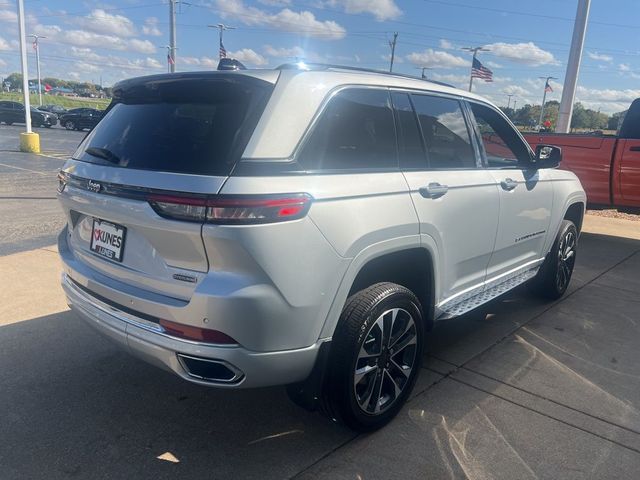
39;104;68;115
0;101;58;127
59;108;103;131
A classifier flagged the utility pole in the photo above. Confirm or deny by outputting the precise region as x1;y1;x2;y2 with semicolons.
388;32;398;72
462;46;489;92
27;34;46;106
557;0;591;133
538;76;557;129
168;0;177;72
209;24;235;59
505;93;514;110
416;66;432;79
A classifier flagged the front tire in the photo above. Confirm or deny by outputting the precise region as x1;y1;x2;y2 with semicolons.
64;120;76;130
322;282;424;431
533;219;578;300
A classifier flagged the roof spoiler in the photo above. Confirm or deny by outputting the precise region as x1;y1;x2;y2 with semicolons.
218;58;247;71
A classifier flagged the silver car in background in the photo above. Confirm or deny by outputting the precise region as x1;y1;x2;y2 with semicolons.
58;64;585;431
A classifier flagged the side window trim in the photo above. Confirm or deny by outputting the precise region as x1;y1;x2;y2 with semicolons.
467;99;535;170
462;100;487;169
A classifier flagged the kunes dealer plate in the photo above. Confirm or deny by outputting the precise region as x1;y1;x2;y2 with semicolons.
90;218;126;262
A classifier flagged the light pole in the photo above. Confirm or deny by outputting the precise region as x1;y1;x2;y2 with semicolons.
27;34;46;106
16;0;39;152
462;46;490;92
505;93;514;110
209;24;235;59
538;76;557;129
168;0;177;72
557;0;591;132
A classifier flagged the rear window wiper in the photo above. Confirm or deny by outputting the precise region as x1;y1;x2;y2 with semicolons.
84;146;121;165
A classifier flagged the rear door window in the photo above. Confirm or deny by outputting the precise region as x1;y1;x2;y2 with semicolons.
297;88;397;171
73;75;274;176
411;94;476;169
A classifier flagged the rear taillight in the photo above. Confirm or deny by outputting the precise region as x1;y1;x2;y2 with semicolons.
159;319;238;344
148;193;312;224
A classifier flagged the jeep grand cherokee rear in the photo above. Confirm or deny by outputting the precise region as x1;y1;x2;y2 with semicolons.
58;70;343;392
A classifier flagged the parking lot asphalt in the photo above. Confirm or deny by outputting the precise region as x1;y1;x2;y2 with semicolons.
1;127;640;479
0;124;84;255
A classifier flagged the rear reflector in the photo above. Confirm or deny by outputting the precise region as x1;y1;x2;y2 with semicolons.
159;319;238;344
148;193;312;224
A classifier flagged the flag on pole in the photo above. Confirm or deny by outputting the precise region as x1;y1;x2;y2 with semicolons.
471;57;493;82
219;39;227;59
44;84;52;92
32;40;37;50
544;79;553;93
167;53;175;66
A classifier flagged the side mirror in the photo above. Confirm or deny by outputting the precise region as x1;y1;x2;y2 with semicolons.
533;144;562;168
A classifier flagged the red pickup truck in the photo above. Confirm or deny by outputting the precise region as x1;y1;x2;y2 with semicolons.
524;98;640;210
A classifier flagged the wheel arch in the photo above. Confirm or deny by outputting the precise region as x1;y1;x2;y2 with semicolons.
564;201;585;233
319;238;437;340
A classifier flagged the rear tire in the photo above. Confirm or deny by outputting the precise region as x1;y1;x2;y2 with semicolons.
321;282;424;431
532;219;578;300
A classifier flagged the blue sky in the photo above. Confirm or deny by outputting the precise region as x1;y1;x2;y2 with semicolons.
0;0;638;113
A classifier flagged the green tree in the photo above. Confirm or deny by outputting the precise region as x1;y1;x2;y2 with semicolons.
5;72;23;90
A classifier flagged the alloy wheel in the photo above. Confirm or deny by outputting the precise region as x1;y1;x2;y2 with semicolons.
556;229;576;292
353;308;417;415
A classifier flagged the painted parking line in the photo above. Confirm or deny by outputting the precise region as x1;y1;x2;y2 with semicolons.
38;152;71;160
0;161;49;175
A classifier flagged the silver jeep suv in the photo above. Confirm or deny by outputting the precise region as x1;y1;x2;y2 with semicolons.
58;64;585;431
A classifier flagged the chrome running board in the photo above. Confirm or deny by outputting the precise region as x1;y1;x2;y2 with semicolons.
437;266;539;318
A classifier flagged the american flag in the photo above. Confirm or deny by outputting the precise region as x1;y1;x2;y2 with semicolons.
471;57;493;82
32;40;37;51
544;79;553;93
219;39;227;59
167;53;175;66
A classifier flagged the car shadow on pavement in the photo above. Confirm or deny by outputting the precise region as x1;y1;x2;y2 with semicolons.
1;232;639;479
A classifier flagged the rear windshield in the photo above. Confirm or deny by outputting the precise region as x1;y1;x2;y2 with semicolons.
73;75;274;176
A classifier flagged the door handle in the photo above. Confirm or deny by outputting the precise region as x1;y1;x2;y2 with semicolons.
500;178;518;191
419;182;449;199
629;146;640;152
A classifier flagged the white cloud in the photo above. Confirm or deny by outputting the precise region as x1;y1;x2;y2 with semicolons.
74;9;137;37
484;42;558;67
264;45;305;58
406;49;468;69
0;36;10;51
228;48;268;66
326;0;402;21
587;51;612;62
381;53;403;64
142;17;162;36
0;9;17;23
618;63;631;72
486;61;503;69
34;23;155;54
439;39;455;50
430;73;467;86
68;47;164;73
258;0;292;5
215;0;346;40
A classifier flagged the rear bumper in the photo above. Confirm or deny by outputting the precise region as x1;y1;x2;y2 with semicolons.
62;272;322;388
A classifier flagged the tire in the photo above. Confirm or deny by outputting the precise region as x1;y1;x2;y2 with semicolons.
321;282;424;431
532;219;578;300
64;120;76;130
44;124;52;128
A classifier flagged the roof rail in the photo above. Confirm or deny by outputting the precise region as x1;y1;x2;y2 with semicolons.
275;63;455;88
